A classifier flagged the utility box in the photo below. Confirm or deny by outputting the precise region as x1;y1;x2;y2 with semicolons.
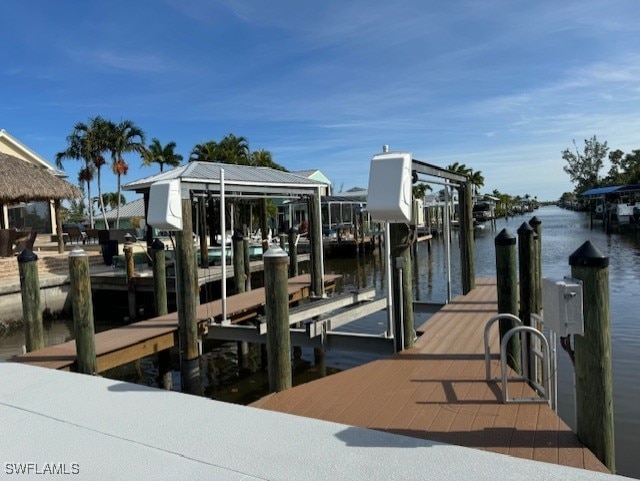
542;277;584;336
367;152;412;222
147;179;183;231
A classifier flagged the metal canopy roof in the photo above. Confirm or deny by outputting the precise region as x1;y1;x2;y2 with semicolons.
580;186;623;196
123;161;328;197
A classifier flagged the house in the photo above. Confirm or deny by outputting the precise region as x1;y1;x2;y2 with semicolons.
0;130;69;234
94;197;146;232
292;169;332;195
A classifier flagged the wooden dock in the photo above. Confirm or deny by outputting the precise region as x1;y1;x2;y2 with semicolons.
252;278;609;473
13;274;340;373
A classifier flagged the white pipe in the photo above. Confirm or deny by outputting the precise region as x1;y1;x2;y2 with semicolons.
317;187;326;297
220;168;227;323
385;221;393;337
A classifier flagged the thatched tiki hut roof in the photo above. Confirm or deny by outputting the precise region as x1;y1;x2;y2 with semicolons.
0;152;82;254
0;152;82;203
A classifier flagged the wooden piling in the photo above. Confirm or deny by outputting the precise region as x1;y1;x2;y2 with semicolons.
68;247;96;375
279;232;287;250
176;197;201;395
264;246;292;392
151;239;168;316
459;181;475;294
54;199;64;254
288;226;298;277
151;239;171;390
232;231;246;294
494;229;520;373
123;238;136;321
517;222;535;379
309;193;323;297
390;222;414;351
18;249;44;352
569;241;615;472
243;238;252;291
529;216;542;314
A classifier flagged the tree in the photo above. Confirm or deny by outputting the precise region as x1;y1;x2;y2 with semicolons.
562;135;608;193
468;169;485;195
412;183;432;199
190;141;218;162
216;133;250;164
94;192;126;211
446;162;469;175
108;120;146;228
142;138;183;172
56;116;111;228
250;148;287;171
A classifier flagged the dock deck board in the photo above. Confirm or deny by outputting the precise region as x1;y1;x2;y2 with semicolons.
251;278;608;473
13;274;340;372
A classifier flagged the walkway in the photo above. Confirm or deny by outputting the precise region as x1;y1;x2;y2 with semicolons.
252;278;608;473
13;274;340;373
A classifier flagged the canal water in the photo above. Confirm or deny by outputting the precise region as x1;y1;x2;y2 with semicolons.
1;205;638;477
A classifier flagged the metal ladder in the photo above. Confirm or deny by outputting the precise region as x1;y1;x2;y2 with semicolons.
483;313;554;409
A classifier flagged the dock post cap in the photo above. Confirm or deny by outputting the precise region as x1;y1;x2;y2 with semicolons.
494;228;516;246
151;238;165;250
529;216;542;226
263;245;288;258
124;233;134;244
17;248;38;263
68;246;87;258
232;229;244;241
569;240;609;268
517;222;534;234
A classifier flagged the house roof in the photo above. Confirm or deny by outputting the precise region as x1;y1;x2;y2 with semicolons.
124;161;328;197
0;130;66;177
103;198;145;220
0;152;82;202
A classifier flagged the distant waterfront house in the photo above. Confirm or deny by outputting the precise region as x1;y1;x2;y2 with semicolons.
0;130;78;235
292;169;332;195
94;197;146;233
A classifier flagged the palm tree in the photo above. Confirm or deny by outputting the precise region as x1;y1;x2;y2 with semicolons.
77;166;94;223
108;120;146;228
217;133;250;164
142;138;183;172
446;162;469;175
468;170;485;195
94;192;126;211
190;141;218;162
250;148;286;171
57;116;111;228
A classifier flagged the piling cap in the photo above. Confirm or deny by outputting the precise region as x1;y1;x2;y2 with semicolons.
151;238;165;250
569;240;609;268
263;245;288;258
17;248;38;263
68;246;87;257
494;228;516;246
124;233;134;244
517;222;534;235
232;229;244;241
289;225;299;235
529;216;541;227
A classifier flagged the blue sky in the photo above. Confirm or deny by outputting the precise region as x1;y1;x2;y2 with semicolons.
2;0;640;202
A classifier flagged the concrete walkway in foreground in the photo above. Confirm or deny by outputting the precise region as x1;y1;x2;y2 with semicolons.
0;362;631;481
